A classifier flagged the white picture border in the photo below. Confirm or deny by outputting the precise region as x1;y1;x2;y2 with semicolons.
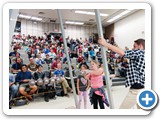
3;2;151;115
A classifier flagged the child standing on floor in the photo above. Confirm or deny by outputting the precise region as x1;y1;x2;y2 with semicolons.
83;60;109;109
77;65;90;109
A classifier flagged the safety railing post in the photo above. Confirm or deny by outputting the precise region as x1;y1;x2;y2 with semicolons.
57;9;78;108
95;9;114;109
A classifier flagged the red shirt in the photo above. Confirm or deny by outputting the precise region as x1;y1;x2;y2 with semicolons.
59;37;63;42
77;56;84;63
53;48;57;54
51;61;58;70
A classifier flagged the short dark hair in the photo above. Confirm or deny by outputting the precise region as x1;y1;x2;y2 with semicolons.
37;64;43;69
13;47;18;50
20;64;28;70
134;38;145;49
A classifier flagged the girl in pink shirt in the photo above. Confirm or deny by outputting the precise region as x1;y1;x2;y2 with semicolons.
84;60;109;109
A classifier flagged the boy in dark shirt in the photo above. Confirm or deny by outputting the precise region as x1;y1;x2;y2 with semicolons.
16;64;37;101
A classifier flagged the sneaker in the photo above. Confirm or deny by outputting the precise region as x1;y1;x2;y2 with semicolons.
44;96;49;102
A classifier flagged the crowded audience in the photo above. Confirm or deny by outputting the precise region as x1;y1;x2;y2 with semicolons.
9;32;128;109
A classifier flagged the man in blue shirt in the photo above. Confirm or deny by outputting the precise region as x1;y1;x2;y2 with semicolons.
54;63;73;97
16;64;37;101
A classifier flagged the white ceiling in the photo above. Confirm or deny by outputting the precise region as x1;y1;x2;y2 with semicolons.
19;9;139;27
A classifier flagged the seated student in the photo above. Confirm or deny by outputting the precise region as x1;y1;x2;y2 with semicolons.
44;54;53;70
108;63;115;74
27;46;36;59
33;65;45;80
9;47;21;64
27;57;38;73
114;57;127;77
39;48;46;60
53;63;73;97
35;54;45;65
70;49;78;58
15;64;37;101
62;57;67;64
43;44;50;54
51;57;62;71
78;59;89;69
11;58;23;74
9;73;18;109
48;49;56;59
57;50;63;58
83;45;88;60
77;53;84;63
33;65;50;102
89;48;95;60
44;54;53;65
96;51;102;63
120;58;129;77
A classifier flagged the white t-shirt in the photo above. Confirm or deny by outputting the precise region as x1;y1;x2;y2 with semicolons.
83;47;88;53
48;52;56;59
40;53;46;60
94;48;99;55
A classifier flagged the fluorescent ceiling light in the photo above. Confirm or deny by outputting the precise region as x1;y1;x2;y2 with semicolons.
74;22;84;25
19;14;42;21
119;10;130;16
107;9;134;23
65;21;84;25
65;21;74;24
19;14;31;19
31;17;42;21
100;13;109;17
75;10;108;17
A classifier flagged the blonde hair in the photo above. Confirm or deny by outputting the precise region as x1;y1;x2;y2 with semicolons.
90;60;99;65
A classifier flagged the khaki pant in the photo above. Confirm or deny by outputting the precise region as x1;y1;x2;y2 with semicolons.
119;88;143;109
57;77;70;94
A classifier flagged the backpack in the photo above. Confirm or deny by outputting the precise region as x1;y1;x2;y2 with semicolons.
11;96;29;106
48;86;56;99
56;87;64;97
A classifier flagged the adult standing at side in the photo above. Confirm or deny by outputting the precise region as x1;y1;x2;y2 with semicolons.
98;38;145;109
